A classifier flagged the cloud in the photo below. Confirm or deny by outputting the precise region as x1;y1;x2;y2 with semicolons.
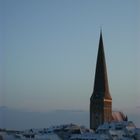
54;109;86;113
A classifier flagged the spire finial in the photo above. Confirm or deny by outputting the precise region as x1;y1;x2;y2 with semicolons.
100;27;102;33
100;26;102;35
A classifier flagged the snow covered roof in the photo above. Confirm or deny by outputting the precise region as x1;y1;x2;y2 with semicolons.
0;121;139;140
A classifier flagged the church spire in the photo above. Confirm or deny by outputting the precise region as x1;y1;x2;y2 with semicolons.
90;32;112;130
93;31;111;99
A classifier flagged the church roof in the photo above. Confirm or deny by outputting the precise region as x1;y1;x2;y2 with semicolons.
112;111;127;121
92;32;112;100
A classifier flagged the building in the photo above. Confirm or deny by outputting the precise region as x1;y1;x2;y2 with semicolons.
90;31;112;130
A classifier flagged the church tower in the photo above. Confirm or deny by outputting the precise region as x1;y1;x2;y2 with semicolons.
90;31;112;130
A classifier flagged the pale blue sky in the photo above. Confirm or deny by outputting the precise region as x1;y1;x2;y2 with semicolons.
0;0;140;118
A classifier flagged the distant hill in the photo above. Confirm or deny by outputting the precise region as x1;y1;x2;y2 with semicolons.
0;106;139;130
0;107;88;130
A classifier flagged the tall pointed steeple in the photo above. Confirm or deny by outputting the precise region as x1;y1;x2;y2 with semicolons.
93;31;111;99
90;31;112;130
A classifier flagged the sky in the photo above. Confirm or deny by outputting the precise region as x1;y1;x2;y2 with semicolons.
0;0;140;120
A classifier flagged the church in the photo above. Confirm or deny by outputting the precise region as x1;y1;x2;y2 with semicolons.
90;31;127;130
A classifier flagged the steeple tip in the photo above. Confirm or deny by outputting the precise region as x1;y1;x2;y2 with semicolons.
99;28;103;46
99;27;103;39
100;27;102;34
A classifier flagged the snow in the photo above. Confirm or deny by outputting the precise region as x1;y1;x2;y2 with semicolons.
0;121;140;140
